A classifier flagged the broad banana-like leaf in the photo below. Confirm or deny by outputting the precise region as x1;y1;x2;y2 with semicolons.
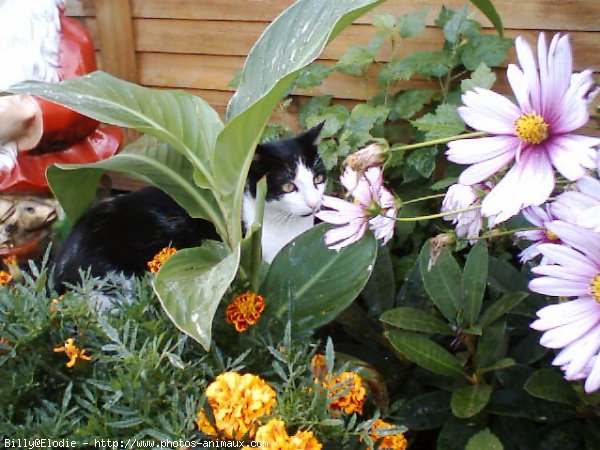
153;241;240;351
47;136;225;238
216;0;384;244
260;224;377;333
10;72;224;205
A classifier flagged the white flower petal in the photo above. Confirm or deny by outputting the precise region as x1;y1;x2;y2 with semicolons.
458;89;520;134
446;135;518;165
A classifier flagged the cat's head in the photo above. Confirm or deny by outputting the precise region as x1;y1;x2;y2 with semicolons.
247;123;326;217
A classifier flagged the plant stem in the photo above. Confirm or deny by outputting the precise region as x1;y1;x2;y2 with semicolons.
401;193;446;205
394;204;480;222
470;227;542;240
390;131;486;152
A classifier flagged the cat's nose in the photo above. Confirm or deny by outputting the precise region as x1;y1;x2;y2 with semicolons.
308;200;321;212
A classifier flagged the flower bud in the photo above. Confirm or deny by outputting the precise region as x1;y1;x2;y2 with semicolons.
344;143;388;174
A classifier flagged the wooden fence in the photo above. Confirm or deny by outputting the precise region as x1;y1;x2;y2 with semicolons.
66;0;600;115
65;0;600;187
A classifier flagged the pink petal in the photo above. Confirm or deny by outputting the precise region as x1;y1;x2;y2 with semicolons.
458;88;521;134
480;150;554;223
532;264;591;282
552;70;594;133
585;356;600;392
325;221;368;251
535;243;596;273
539;312;600;348
457;149;516;185
547;140;587;181
446;135;519;165
546;221;600;266
529;277;590;297
535;297;599;325
507;64;532;113
563;326;600;378
541;34;573;119
515;36;542;112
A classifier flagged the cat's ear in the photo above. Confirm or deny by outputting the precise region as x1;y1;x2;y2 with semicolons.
297;121;325;146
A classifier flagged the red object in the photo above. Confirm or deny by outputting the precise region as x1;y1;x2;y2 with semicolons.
2;14;122;192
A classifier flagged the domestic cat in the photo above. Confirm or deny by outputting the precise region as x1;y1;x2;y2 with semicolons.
53;124;326;290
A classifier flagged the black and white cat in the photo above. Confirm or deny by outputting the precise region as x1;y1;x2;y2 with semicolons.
53;124;326;290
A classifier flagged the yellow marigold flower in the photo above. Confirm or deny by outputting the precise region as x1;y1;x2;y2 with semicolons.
147;247;177;273
196;410;217;436
53;338;92;368
200;372;276;440
226;292;266;332
365;419;408;450
289;429;323;450
0;270;12;286
323;371;366;415
245;419;323;450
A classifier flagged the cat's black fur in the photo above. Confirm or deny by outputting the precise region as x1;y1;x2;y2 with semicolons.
53;124;324;291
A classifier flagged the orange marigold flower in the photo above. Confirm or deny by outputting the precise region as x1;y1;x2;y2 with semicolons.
147;247;177;273
0;270;12;286
323;371;366;415
53;338;92;368
49;294;64;314
245;419;323;450
310;354;328;381
226;292;266;332
366;419;408;450
199;372;276;440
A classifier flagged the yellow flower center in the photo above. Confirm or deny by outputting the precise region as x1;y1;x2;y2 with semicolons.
591;275;600;303
515;113;549;144
545;230;559;241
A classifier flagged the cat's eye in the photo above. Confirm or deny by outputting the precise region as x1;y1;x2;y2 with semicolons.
314;174;325;184
281;182;297;193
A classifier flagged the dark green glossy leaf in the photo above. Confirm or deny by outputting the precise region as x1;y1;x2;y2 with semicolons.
465;429;504;450
153;242;240;351
479;291;528;328
386;330;463;377
381;307;454;335
524;369;579;406
462;241;488;326
419;241;462;323
437;417;483;450
395;391;451;430
260;223;377;332
451;384;493;418
362;245;395;316
478;357;515;374
475;320;505;370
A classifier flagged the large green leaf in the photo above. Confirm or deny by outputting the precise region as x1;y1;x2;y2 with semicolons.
217;0;384;244
468;0;504;37
479;292;528;328
465;429;504;450
259;223;377;332
451;384;493;418
10;72;223;188
47;136;223;235
153;241;240;351
386;330;463;377
381;307;455;336
419;241;463;324
462;241;488;326
524;369;579;406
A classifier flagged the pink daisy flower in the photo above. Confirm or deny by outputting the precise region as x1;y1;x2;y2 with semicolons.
441;184;483;243
316;166;396;251
552;176;600;230
515;205;561;263
528;221;600;392
446;33;599;224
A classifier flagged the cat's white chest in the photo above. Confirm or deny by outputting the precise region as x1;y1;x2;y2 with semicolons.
260;213;314;263
242;194;316;264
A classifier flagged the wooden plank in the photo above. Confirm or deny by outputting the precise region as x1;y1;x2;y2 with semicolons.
131;19;600;71
131;0;600;31
65;0;94;17
95;0;138;82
